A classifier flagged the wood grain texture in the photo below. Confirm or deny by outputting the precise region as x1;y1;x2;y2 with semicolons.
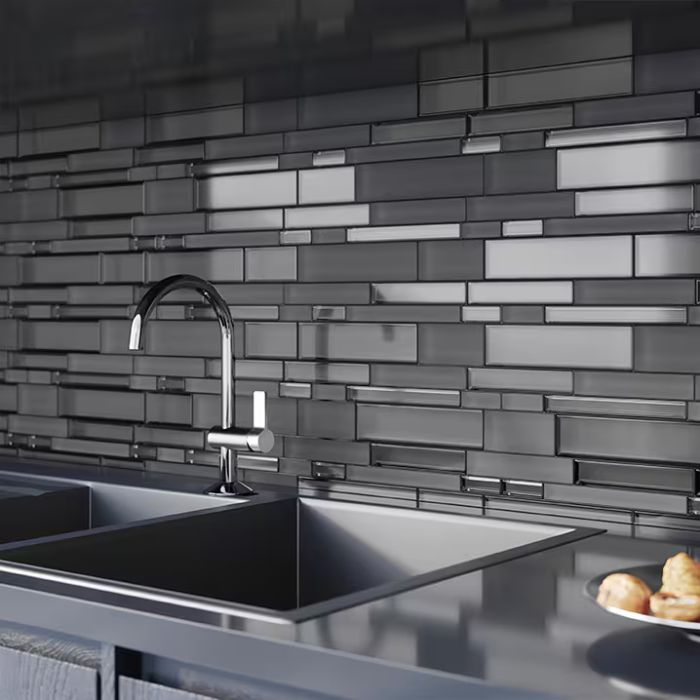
119;677;218;699
0;645;98;700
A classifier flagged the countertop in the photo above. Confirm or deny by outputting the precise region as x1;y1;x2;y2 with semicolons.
0;456;698;699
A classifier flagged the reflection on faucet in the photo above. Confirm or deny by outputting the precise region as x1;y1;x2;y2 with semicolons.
129;274;274;497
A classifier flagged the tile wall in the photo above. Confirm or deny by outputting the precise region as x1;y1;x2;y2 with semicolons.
2;4;700;530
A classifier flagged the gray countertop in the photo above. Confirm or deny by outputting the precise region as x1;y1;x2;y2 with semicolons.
0;456;697;700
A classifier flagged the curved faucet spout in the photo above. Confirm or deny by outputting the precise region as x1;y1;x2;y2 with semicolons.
128;274;267;497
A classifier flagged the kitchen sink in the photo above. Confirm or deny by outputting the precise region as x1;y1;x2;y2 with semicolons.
0;497;596;624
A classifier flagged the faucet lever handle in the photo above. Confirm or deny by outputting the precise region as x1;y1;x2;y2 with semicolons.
253;391;267;430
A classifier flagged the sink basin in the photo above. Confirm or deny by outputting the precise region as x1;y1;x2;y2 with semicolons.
0;497;596;624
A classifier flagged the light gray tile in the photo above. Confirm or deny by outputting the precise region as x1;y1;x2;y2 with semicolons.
635;327;700;373
348;224;459;243
147;249;243;282
502;220;542;237
374;444;465;472
576;185;692;216
357;403;482;448
348;386;460;407
245;322;297;359
547;119;686;148
144;179;195;214
575;371;693;400
486;236;632;279
347;305;459;323
559;140;700;189
462;136;501;154
419;77;483;114
487;325;632;369
245;248;296;281
372;283;465;304
198;171;296;210
469;281;572;305
548;394;686;420
501;393;544;412
312;150;346;167
59;388;144;422
489;58;632;108
371;364;466;390
298;242;415;282
462;306;501;322
636;234;700;277
298;167;354;204
485;150;555;194
484;411;555;456
279;382;311;399
299;85;416;129
193;156;279;177
286;361;369;385
419;324;484;366
372;117;466;144
546;306;686;324
468;450;573;484
299;323;417;362
471;105;573;135
207;209;283;231
147;106;243;142
575;92;696;127
60;184;143;217
298;400;355;440
461;390;500;410
575;279;695;305
577;459;695;494
146;393;192;425
285;204;368;229
280;229;311;245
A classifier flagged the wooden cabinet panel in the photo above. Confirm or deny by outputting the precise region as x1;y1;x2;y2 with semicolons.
120;677;216;700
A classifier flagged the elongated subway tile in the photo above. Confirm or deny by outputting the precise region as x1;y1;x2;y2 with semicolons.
469;192;574;221
312;150;346;167
21;321;100;352
470;368;572;393
198;171;296;210
575;279;695;306
373;444;465;474
101;117;145;149
577;459;695;494
469;281;572;304
348;305;459;323
300;323;417;363
347;386;460;407
372;117;466;145
285;125;368;153
19;123;99;157
348;139;460;165
546;306;686;324
575;371;693;400
462;136;501;154
468;450;573;484
347;464;461;492
636;235;700;277
486;236;632;279
419;77;483;115
471;105;572;135
298;167;354;204
137;143;204;165
636;48;700;94
487;325;632;369
348;224;459;243
60;184;143;218
575;92;696;127
372;283;465;304
207;208;283;231
245;248;296;282
548;394;686;420
547;119;686;148
502;220;542;237
59;387;144;422
285;204;368;229
501;392;544;412
147;106;243;142
576;186;692;216
501;132;544;151
24;252;100;286
371;198;466;227
484;411;555;456
0;190;58;222
371;364;466;390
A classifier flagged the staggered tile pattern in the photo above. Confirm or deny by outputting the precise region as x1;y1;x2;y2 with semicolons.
2;14;700;526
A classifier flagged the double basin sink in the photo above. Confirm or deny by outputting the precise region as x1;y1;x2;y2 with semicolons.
0;471;596;625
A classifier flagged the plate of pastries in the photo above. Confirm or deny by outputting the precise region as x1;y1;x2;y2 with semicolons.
586;552;700;635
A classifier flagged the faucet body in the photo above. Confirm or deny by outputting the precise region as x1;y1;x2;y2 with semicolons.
129;274;274;496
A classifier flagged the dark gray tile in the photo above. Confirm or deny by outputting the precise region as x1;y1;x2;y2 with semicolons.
299;85;416;129
420;42;483;80
372;443;465;471
371;198;465;226
636;48;700;94
468;450;574;484
60;184;143;218
136;143;204;165
348;385;459;407
635;327;700;373
286;436;369;465
144;179;194;215
501;392;544;411
0;320;18;349
544;482;688;515
299;323;417;363
285;125;369;153
575;279;694;306
244;99;297;134
19;97;99;129
371;117;466;145
101;117;145;149
485;150;555;194
356;156;482;202
485;411;555;455
547;395;686;420
59;388;144;422
418;240;483;280
489;58;632;108
8;415;67;438
460;222;501;239
133;213;205;237
21;321;100;351
575;371;693;400
147;106;243;142
419;78;483;115
18;385;58;416
502;306;544;324
285;361;369;385
23;255;100;284
18;124;99;157
9;157;66;177
347;464;461;492
145;78;242;114
0;133;17;158
298;243;416;282
546;213;687;237
285;283;369;305
578;459;695;493
0;190;58;223
0;385;16;412
245;248;296;282
146;393;192;426
371;364;466;390
147;249;242;283
245;323;297;359
501;132;545;151
559;415;700;466
575;91;696;126
348;139;461;165
206;133;283;160
102;253;144;283
468;192;573;221
461;391;501;410
357;403;482;448
419;324;484;366
299;400;355;440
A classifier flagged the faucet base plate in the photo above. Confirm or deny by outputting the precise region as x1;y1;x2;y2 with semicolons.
206;480;257;498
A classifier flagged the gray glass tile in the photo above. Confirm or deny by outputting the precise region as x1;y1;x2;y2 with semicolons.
17;385;57;416
285;204;368;229
576;185;692;216
348;139;461;164
348;386;460;407
485;411;555;456
244;322;297;359
145;78;242;114
471;105;573;135
59;388;143;422
279;152;313;170
348;224;458;243
285;361;368;385
370;198;465;226
469;281;571;305
575;91;696;127
58;170;129;188
347;305;460;323
468;450;573;484
462;136;501;154
21;321;100;351
372;283;465;304
636;48;700;94
486;235;632;279
298;400;355;440
371;117;466;145
577;459;695;494
18;123;99;157
547;306;686;324
245;248;296;282
487;325;632;369
347;464;461;492
299;85;416;129
285;283;369;305
193;156;279;178
147;106;242;142
489;21;631;73
636;234;700;277
417;239;483;281
60;184;143;218
136;143;204;165
485;150;555;194
101;253;144;284
544;482;688;515
574;371;693;400
371;364;466;390
284;125;369;153
373;443;465;472
133;213;205;237
635;327;700;373
145;393;192;426
419;78;483;115
280;229;311;245
0;384;16;412
67;148;134;172
101;117;145;149
0;190;58;223
501;132;545;151
23;255;100;284
298;242;416;282
312;150;346;167
501;393;544;412
356;156;482;201
206;133;283;160
546;213;688;238
468;192;574;221
143;179;195;215
502;220;543;237
9;157;66;177
548;394;686;420
279;382;311;399
67;353;133;375
575;278;694;306
357;403;482;448
462;306;501;323
0;220;68;242
147;250;242;283
244;98;297;135
489;58;632;108
548;119;686;149
198;171;296;210
298;167;354;205
286;436;369;465
299;323;417;362
420;42;483;80
419;324;484;366
207;209;283;231
460;390;500;410
8;415;67;438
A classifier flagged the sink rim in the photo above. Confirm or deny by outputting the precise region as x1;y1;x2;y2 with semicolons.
0;496;602;625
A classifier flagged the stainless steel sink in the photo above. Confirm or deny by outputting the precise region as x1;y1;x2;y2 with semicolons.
0;497;596;624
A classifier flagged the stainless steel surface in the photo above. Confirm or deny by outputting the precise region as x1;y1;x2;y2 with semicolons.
0;496;592;624
129;275;274;496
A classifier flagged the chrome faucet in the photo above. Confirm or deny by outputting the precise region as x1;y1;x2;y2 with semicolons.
128;274;274;496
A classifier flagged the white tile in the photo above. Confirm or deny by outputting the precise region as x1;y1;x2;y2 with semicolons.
462;306;501;322
198;171;296;209
502;219;543;237
545;306;687;324
469;281;573;304
575;185;692;216
299;166;355;204
348;223;459;242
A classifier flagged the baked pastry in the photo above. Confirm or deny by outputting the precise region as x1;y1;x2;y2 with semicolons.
597;573;652;614
661;552;700;596
650;591;700;621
